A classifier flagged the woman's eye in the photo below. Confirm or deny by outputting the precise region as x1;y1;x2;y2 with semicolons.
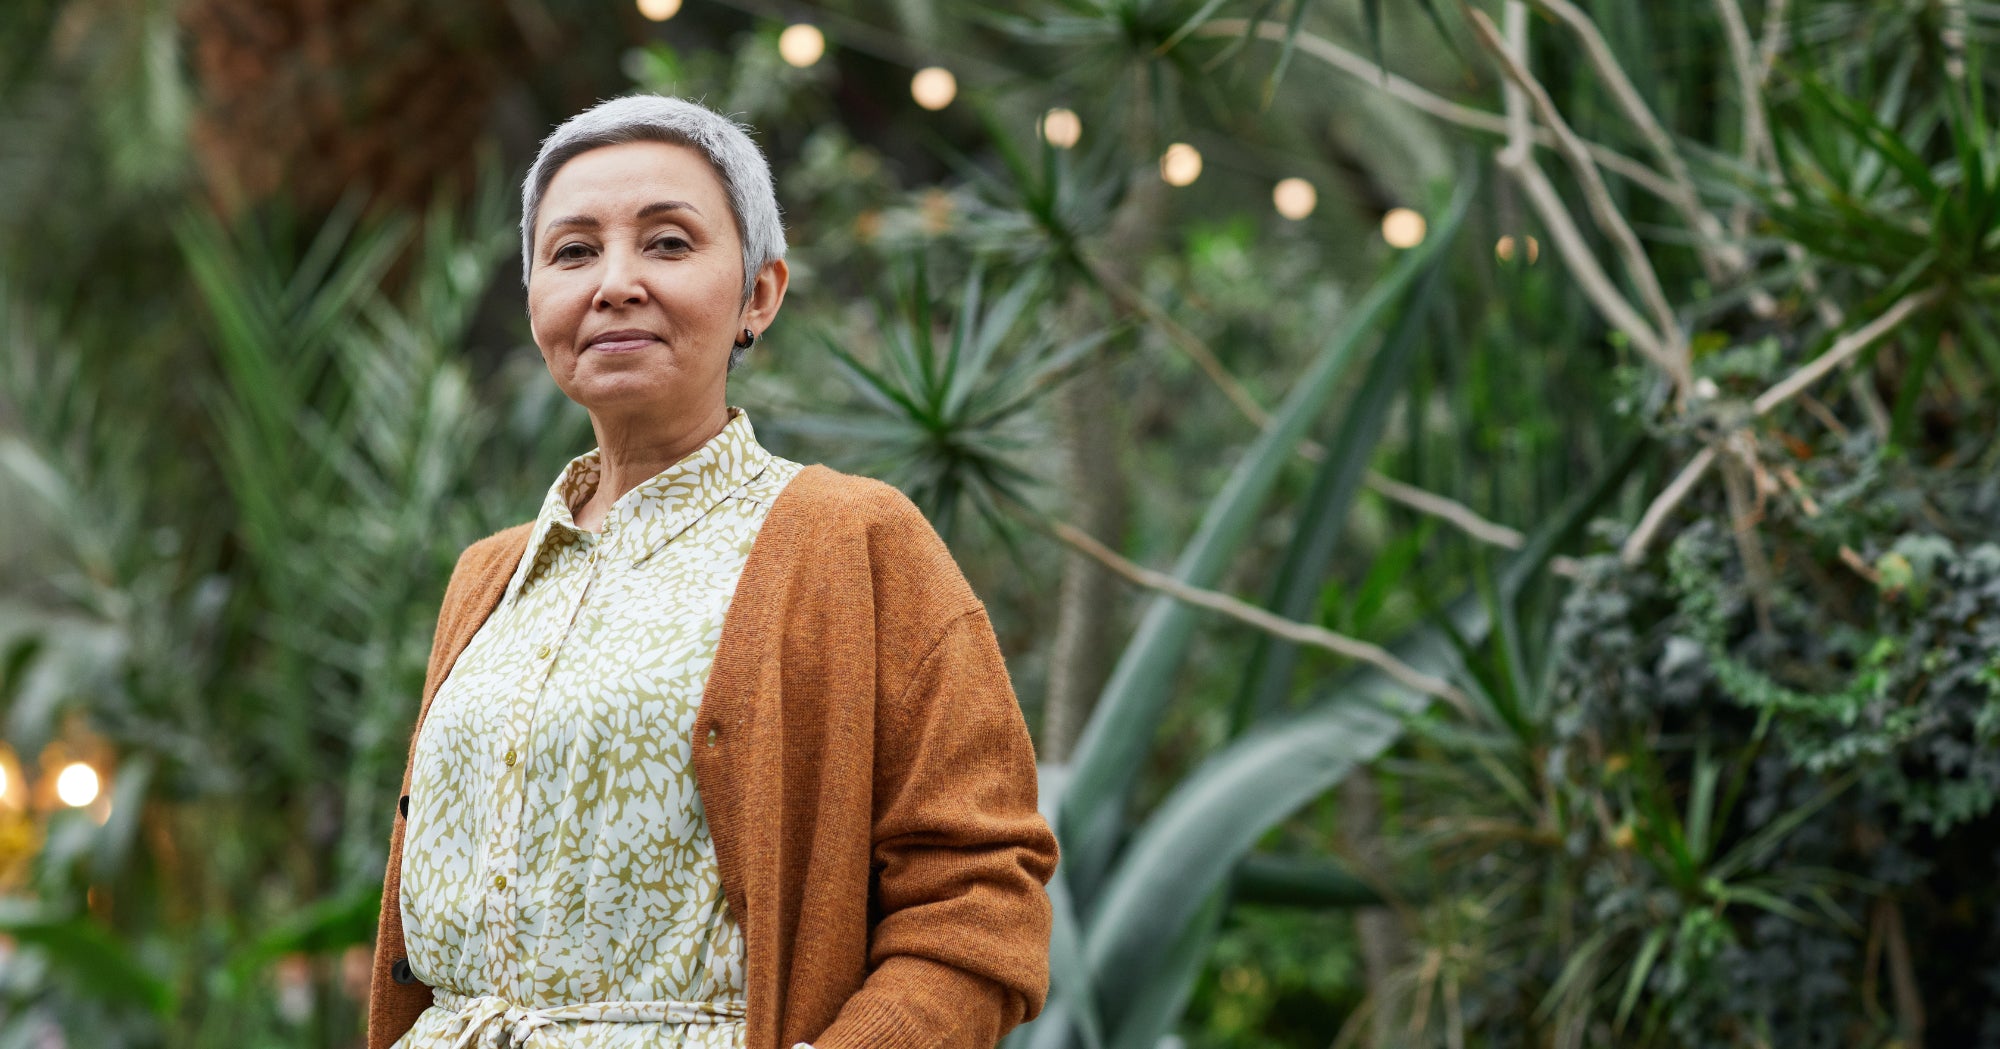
554;243;592;261
653;236;691;252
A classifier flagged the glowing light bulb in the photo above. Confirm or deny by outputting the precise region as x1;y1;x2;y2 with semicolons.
1039;108;1082;149
0;764;8;799
636;0;681;21
1273;177;1317;219
911;67;957;110
56;762;99;807
1160;142;1202;186
1381;207;1426;248
778;24;825;68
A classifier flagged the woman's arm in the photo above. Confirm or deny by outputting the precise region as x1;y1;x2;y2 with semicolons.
811;606;1059;1049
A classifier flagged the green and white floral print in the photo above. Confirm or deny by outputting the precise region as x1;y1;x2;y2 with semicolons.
394;408;801;1049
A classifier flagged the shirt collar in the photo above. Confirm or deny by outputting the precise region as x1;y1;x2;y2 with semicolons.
503;407;773;600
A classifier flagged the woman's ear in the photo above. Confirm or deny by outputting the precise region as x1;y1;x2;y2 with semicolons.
742;259;790;334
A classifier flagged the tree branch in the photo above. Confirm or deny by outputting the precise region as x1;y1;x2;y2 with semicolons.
1753;288;1940;415
1084;256;1274;429
1715;0;1775;173
1620;288;1939;565
1620;445;1716;566
1094;248;1554;561
1483;2;1678;381
1757;0;1791;81
1048;520;1472;714
1196;19;1681;204
1501;2;1531;157
1505;153;1680;381
1532;0;1744;281
1365;473;1525;550
1467;6;1689;392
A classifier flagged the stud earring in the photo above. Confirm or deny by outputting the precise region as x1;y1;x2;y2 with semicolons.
734;327;758;349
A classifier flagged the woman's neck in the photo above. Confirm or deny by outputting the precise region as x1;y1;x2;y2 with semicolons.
572;400;732;532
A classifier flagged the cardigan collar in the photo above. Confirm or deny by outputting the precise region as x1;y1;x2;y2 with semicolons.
504;406;773;600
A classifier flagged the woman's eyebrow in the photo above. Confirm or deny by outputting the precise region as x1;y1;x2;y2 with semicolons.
637;200;701;219
543;200;703;236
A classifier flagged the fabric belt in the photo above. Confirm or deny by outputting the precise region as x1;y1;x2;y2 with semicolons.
431;987;747;1049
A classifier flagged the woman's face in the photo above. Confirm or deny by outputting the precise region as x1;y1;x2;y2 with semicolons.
526;140;785;419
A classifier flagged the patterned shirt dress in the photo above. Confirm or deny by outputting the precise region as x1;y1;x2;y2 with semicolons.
393;407;802;1049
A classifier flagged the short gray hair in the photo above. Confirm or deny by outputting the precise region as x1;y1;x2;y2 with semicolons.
520;94;787;308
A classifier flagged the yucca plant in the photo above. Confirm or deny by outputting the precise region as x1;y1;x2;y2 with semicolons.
795;260;1105;542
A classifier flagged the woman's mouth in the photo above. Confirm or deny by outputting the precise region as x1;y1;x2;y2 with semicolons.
585;329;660;354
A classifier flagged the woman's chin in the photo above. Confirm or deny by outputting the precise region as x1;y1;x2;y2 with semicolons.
564;366;703;415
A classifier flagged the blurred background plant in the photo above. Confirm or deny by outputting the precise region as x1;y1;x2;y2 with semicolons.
1;0;1996;1046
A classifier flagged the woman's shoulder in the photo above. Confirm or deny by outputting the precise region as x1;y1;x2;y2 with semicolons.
456;521;535;575
768;465;977;606
772;464;939;541
437;521;534;608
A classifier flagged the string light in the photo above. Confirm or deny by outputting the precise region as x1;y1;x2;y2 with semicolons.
636;0;681;21
778;24;825;68
1496;234;1541;264
1273;178;1317;220
1381;207;1427;248
1160;143;1203;186
911;67;957;110
56;762;99;808
1039;108;1082;149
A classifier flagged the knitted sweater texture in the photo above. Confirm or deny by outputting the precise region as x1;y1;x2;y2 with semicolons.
368;465;1059;1049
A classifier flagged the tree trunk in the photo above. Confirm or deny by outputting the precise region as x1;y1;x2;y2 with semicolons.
1040;161;1159;762
1343;772;1407;1047
177;0;533;219
1041;349;1126;762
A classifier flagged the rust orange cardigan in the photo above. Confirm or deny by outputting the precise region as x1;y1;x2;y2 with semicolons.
367;465;1059;1049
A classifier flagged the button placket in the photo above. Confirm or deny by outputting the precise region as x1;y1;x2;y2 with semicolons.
483;536;584;991
483;644;533;989
489;526;614;992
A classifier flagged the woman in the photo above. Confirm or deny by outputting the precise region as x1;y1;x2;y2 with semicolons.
366;95;1059;1049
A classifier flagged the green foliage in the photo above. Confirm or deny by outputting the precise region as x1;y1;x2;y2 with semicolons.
802;261;1102;540
11;0;2000;1045
0;165;575;1042
1374;431;2000;1044
1184;906;1363;1049
1059;176;1475;895
1683;531;2000;835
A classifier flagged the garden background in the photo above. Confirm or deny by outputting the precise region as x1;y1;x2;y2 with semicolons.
4;0;1999;1046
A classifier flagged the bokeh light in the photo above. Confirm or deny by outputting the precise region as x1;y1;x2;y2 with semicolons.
778;24;825;68
1496;234;1541;264
1381;207;1427;248
56;762;99;807
636;0;681;21
911;67;957;110
1160;142;1202;187
1039;108;1081;149
1273;177;1317;219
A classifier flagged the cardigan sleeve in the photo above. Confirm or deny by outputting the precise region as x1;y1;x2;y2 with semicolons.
811;606;1060;1049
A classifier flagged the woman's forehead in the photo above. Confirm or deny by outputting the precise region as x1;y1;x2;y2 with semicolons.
539;141;731;226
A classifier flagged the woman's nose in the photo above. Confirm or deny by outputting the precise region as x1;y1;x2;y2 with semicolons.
594;250;649;307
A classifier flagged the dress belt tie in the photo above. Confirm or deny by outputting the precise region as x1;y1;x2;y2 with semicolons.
432;987;746;1049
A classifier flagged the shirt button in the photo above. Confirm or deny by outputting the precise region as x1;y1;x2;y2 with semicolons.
534;643;552;660
494;874;507;890
504;749;517;768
